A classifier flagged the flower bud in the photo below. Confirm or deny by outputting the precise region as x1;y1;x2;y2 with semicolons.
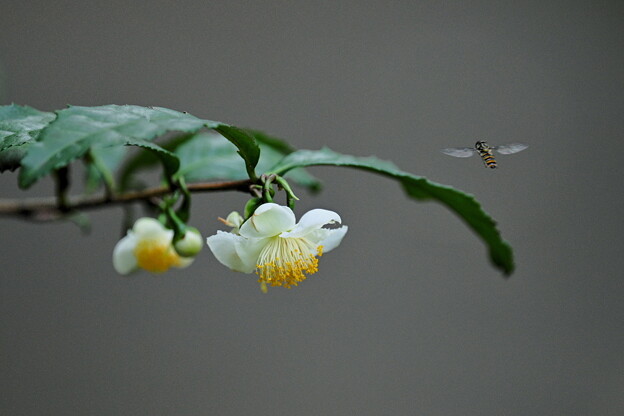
173;227;203;257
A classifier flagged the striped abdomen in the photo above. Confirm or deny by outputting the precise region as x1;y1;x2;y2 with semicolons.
478;149;497;168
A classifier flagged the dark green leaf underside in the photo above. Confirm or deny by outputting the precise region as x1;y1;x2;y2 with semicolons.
84;145;127;193
270;147;514;276
117;132;198;191
213;125;261;180
243;128;297;154
123;138;179;178
174;132;320;190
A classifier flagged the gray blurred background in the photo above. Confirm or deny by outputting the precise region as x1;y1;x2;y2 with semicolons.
1;1;623;414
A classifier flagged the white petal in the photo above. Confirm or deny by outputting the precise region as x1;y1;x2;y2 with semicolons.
112;233;138;275
207;232;267;273
206;232;246;271
239;203;296;238
133;217;172;241
306;226;348;253
280;208;342;239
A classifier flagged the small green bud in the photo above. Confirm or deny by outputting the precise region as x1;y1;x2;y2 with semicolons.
173;227;203;257
243;197;263;219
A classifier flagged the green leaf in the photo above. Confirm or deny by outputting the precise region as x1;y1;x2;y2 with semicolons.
176;132;253;181
244;128;297;154
270;147;514;276
17;105;218;189
213;125;260;180
84;145;126;193
0;104;55;172
123;138;180;179
118;132;197;191
174;132;321;191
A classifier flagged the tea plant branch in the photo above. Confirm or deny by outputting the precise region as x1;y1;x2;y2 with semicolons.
0;179;252;220
0;104;517;275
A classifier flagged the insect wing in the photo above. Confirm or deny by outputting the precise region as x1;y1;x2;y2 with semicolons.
441;147;476;158
494;143;528;155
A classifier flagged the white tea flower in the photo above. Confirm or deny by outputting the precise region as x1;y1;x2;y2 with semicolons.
207;203;347;290
113;218;194;275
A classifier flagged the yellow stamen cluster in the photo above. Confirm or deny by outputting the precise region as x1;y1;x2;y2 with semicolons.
134;239;182;273
256;236;324;289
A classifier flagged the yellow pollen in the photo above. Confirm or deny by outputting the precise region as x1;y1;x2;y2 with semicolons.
255;236;324;289
134;238;182;273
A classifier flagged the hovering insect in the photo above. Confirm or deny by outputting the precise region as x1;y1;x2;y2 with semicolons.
441;141;528;168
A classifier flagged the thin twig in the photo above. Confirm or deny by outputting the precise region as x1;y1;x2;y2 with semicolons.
0;179;252;219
